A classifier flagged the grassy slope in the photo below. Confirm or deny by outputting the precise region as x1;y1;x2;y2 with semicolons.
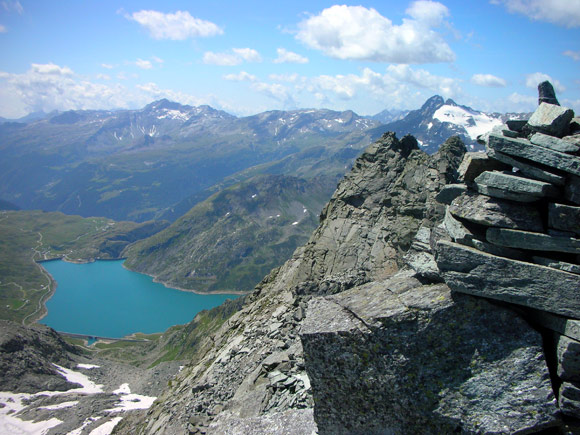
124;174;335;293
0;210;167;323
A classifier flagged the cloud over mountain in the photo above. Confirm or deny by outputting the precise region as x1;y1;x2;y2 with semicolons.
295;3;455;63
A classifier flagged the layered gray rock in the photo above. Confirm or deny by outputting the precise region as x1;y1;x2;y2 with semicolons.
435;183;467;205
533;256;580;274
474;170;560;202
436;240;580;319
458;152;510;183
487;227;580;254
549;202;580;236
558;334;580;381
560;382;580;419
488;132;580;176
301;271;558;434
449;191;543;231
531;132;580;153
487;147;566;186
526;102;574;138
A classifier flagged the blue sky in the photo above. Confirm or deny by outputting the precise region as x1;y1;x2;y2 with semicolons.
0;0;579;118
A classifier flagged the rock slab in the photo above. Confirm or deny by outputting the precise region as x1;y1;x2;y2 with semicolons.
301;273;558;434
526;102;574;138
488;133;580;176
449;192;543;232
436;240;580;319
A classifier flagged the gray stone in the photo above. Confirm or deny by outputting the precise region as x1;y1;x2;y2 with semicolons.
487;227;580;254
549;203;580;236
488;132;580;176
565;174;580;205
301;272;558;434
449;192;543;232
571;118;580;133
538;81;560;106
435;184;467;205
458;152;510;183
565;133;580;146
526;102;574;138
404;227;441;281
474;170;560;201
502;129;520;138
530;132;580;153
468;238;527;261
557;335;580;381
506;119;528;132
436;240;580;318
487;147;566;186
532;256;580;275
474;183;544;202
443;207;476;244
527;310;580;341
559;382;580;419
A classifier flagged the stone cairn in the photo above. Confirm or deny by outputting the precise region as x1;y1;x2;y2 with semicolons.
434;81;580;420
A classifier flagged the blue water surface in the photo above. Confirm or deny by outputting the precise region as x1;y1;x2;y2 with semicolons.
40;259;238;338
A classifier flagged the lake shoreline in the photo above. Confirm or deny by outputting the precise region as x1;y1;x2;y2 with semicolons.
38;259;240;339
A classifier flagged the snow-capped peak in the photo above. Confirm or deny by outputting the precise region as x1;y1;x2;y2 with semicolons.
433;104;503;140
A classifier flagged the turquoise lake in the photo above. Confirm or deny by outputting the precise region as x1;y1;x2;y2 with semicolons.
40;259;239;338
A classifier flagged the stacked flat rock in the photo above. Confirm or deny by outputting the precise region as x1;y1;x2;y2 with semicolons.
435;82;580;420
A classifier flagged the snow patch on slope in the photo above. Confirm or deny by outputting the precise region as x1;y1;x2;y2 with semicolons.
433;105;502;140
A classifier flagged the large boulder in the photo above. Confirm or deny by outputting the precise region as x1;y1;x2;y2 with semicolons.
300;271;558;434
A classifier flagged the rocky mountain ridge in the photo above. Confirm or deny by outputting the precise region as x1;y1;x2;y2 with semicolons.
373;95;528;154
114;84;579;434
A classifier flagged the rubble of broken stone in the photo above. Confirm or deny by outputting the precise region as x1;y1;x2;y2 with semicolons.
434;95;580;421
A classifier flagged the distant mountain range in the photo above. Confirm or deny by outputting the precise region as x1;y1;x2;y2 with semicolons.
0;96;529;294
0;96;527;223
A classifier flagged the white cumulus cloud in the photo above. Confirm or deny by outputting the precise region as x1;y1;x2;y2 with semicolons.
525;72;565;93
492;0;580;28
471;73;507;87
274;48;308;64
135;59;153;70
223;71;257;82
203;48;262;66
295;3;455;63
128;10;223;40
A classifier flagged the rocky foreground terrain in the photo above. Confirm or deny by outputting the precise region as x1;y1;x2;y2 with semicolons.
2;82;580;434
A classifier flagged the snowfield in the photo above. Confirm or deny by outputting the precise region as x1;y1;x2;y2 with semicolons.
433;104;503;140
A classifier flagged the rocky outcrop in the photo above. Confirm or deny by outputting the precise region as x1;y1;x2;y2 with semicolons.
301;272;556;434
0;320;80;393
436;82;580;422
115;122;580;433
115;133;470;434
